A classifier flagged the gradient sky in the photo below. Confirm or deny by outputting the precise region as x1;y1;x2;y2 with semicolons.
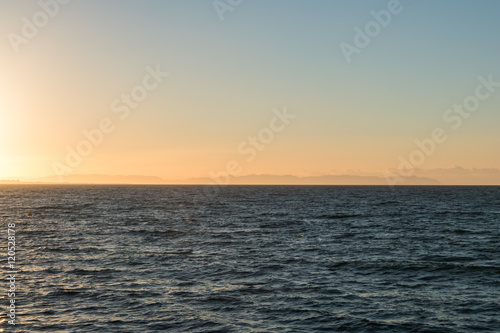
1;0;499;182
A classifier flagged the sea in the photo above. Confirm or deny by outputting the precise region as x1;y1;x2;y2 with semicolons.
1;185;499;332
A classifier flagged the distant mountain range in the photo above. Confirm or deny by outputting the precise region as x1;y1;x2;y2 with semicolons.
1;173;441;185
183;174;440;185
35;174;166;184
5;167;498;185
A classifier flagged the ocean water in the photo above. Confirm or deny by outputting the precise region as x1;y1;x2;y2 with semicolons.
1;185;499;332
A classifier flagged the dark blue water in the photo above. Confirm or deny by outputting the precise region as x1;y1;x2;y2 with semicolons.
1;185;499;332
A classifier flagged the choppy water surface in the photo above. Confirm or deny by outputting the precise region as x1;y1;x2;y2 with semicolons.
1;185;499;332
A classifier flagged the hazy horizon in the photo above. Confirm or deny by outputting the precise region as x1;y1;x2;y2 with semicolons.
3;166;500;186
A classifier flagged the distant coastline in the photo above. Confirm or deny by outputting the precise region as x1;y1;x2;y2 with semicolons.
0;173;443;186
4;168;500;186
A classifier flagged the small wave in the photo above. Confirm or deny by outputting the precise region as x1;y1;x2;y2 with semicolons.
376;201;400;206
317;214;361;219
200;296;241;305
47;289;84;297
435;211;454;215
34;203;94;210
436;211;485;216
152;229;181;234
461;211;485;216
328;261;350;269
69;268;121;275
39;246;70;252
441;228;472;234
34;205;63;210
163;250;193;256
131;229;181;235
259;212;290;217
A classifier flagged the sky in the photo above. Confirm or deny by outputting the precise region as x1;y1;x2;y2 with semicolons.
0;0;499;184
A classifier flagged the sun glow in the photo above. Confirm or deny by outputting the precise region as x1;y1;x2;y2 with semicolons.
0;98;13;179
